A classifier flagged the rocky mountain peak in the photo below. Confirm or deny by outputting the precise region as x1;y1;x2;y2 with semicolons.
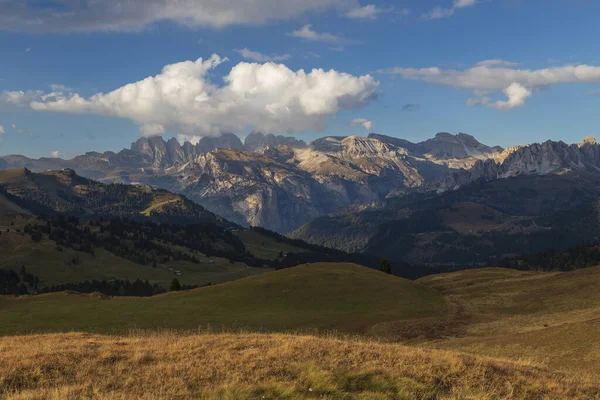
244;132;307;152
197;133;245;153
262;145;296;163
580;136;598;146
339;136;399;159
367;133;421;153
423;132;503;160
310;136;347;153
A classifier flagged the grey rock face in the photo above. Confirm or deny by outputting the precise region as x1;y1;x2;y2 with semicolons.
244;132;307;152
369;132;503;160
441;136;600;191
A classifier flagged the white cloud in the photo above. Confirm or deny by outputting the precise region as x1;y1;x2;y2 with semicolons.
476;60;520;67
349;118;374;131
177;134;202;145
423;0;479;20
494;83;532;110
0;0;356;32
5;54;379;137
140;123;166;136
0;125;5;135
454;0;477;7
50;151;62;158
379;61;600;110
0;90;45;108
345;4;384;19
290;25;346;43
50;84;73;92
235;48;291;62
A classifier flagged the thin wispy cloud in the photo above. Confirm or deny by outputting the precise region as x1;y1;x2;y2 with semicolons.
476;60;520;67
379;61;600;110
290;25;347;43
402;104;421;112
345;4;408;21
345;4;385;20
0;0;355;32
235;48;291;62
423;0;479;20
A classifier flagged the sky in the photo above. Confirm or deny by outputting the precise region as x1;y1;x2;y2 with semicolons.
0;0;599;159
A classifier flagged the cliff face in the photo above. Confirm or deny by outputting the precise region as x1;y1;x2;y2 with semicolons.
441;137;600;191
244;132;307;151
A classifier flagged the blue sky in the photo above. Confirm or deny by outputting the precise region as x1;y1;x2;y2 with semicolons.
1;0;599;158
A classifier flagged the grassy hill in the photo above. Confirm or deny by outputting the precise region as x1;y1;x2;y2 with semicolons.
417;267;600;376
0;263;447;336
2;332;598;400
234;229;308;260
0;215;269;291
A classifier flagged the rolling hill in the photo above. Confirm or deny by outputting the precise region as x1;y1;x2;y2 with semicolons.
0;263;448;335
0;215;268;290
417;266;600;376
2;331;597;400
3;264;600;397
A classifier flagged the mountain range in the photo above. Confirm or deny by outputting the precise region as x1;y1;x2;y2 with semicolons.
0;131;506;232
3;130;600;266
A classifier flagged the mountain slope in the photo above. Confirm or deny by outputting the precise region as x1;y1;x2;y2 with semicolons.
0;168;223;225
292;171;600;265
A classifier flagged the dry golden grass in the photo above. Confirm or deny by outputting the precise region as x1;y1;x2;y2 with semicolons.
1;332;599;400
416;267;600;377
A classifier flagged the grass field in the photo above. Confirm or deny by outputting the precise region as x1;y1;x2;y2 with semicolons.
0;263;447;336
234;230;309;260
417;267;600;377
2;331;598;400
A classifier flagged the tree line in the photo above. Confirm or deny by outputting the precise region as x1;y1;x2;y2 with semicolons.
0;267;200;296
493;242;600;272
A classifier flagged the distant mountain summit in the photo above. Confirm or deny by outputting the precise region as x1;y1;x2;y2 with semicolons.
443;136;600;190
244;132;307;152
369;132;503;167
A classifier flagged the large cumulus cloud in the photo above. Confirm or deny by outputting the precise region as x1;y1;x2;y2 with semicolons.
3;55;379;137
